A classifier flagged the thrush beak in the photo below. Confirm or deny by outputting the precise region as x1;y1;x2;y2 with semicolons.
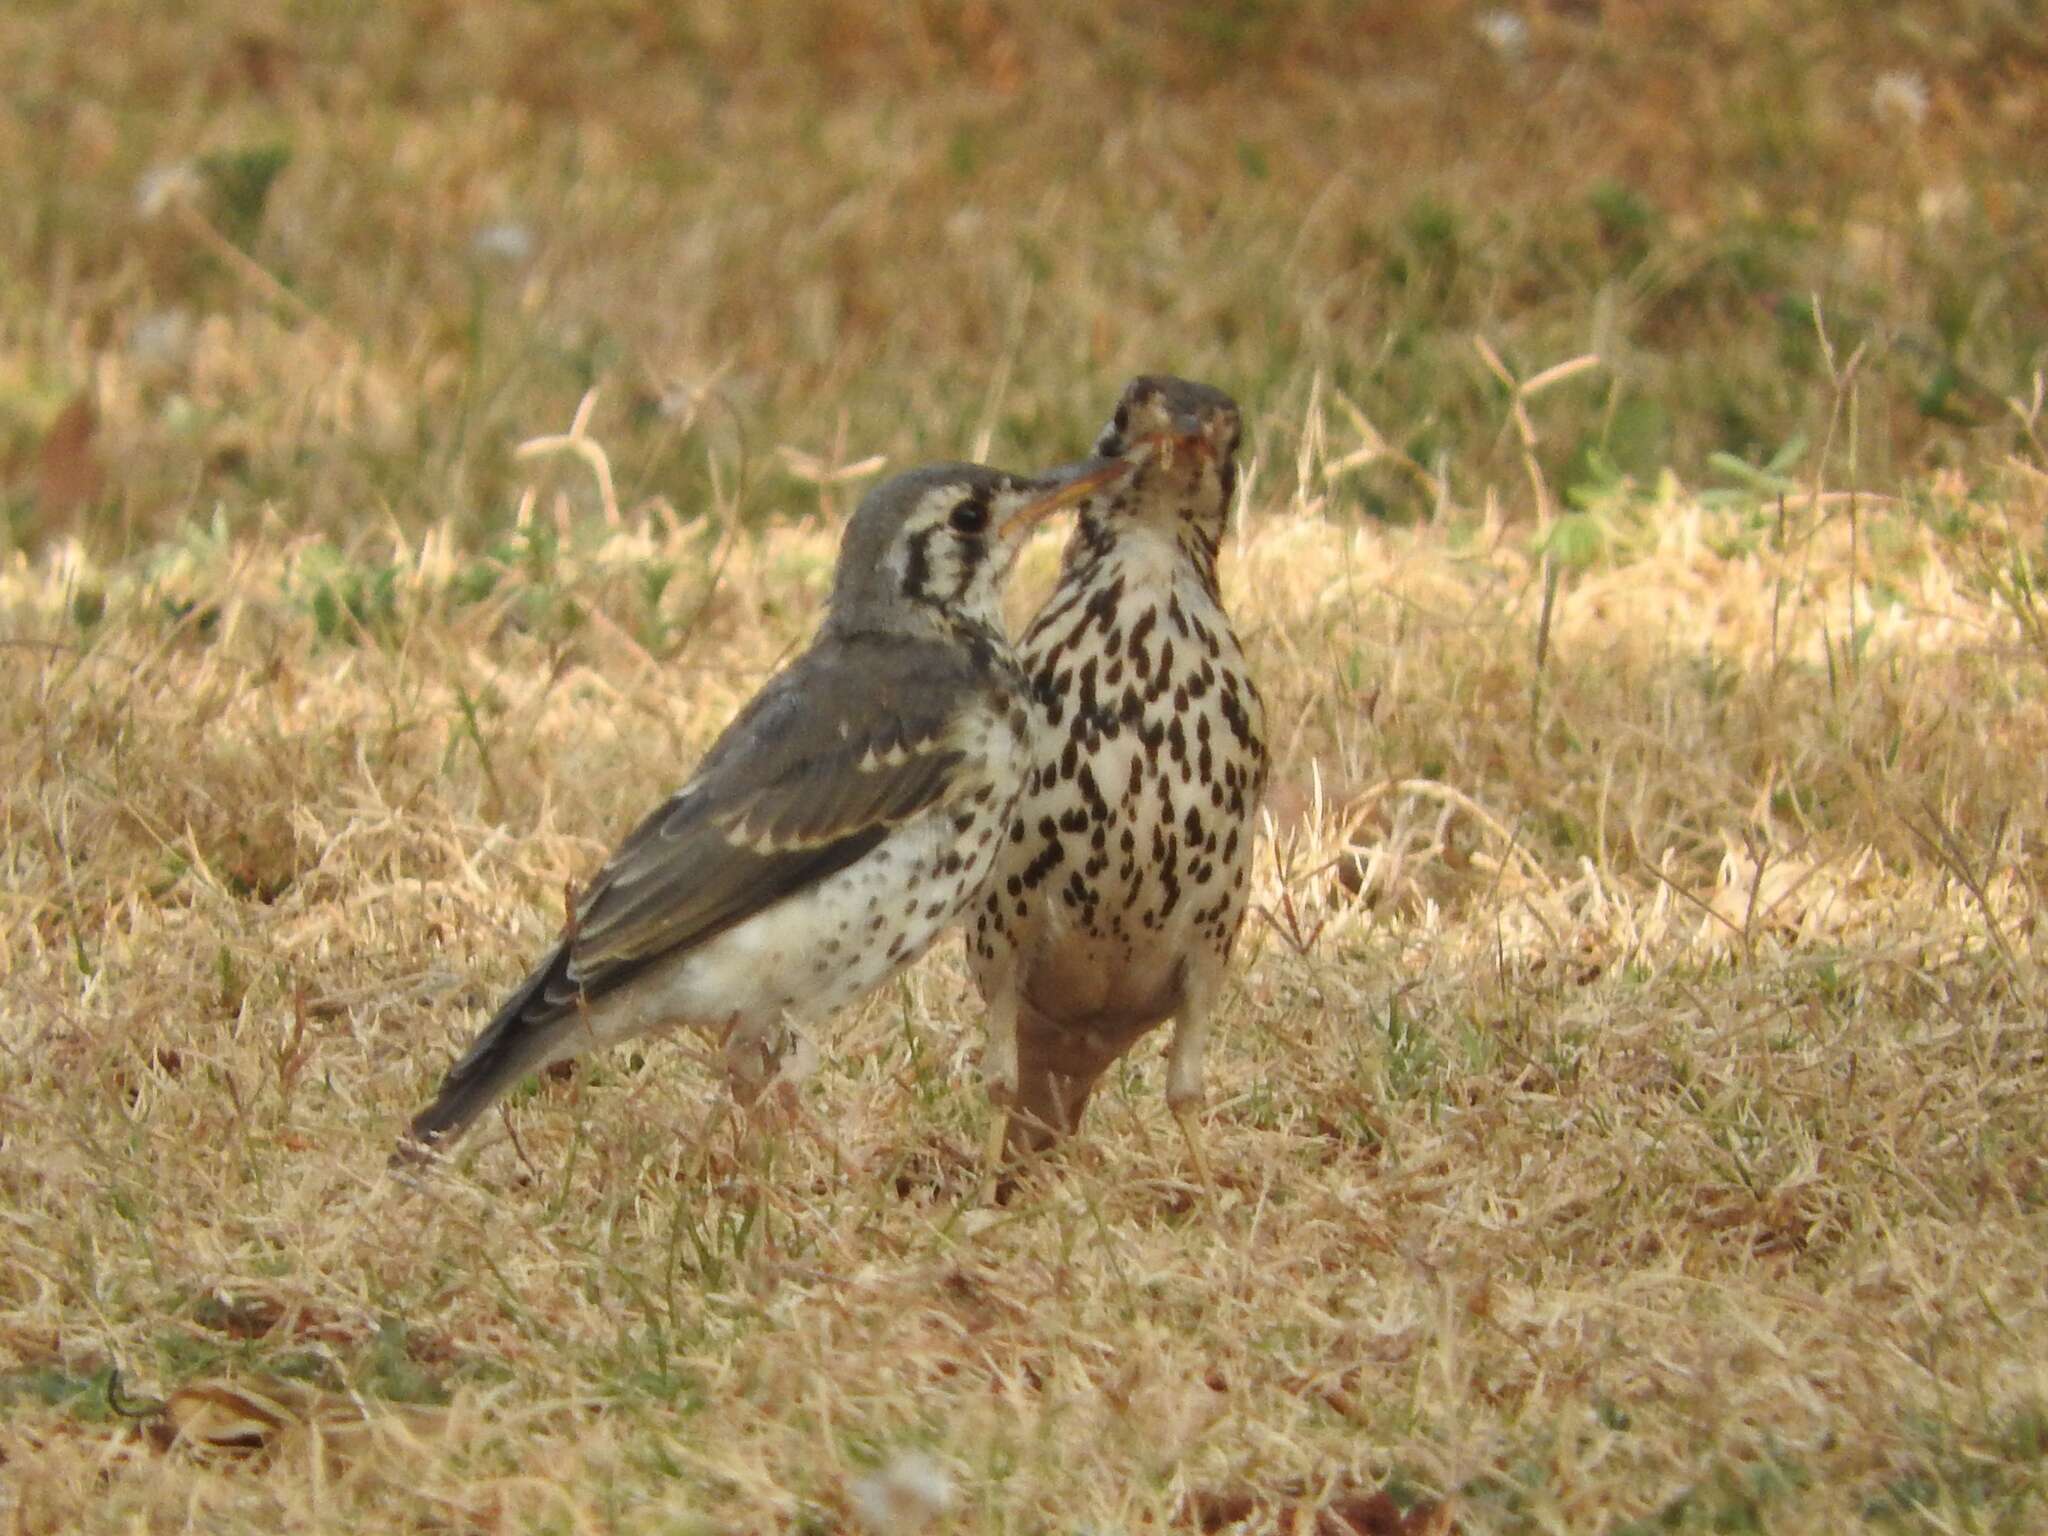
997;455;1132;539
1133;424;1215;474
1174;409;1224;459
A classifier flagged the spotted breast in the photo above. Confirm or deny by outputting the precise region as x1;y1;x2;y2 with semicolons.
969;376;1267;1187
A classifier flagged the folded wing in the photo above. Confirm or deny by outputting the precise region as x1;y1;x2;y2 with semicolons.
406;632;982;1146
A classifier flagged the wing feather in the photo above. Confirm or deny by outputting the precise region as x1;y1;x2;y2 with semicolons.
408;629;1002;1149
551;633;983;1004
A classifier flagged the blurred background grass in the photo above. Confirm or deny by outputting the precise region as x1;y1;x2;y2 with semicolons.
1;0;2043;552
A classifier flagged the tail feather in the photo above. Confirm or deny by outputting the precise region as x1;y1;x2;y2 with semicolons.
1007;1000;1166;1155
402;941;581;1154
1006;1002;1110;1154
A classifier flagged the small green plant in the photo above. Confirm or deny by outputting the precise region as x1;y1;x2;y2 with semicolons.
1703;433;1808;506
291;543;402;644
195;142;292;247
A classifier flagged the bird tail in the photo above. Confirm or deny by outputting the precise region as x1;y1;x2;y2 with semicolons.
1006;1002;1105;1155
401;941;582;1156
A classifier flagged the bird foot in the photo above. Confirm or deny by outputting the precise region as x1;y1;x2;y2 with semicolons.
1171;1101;1218;1208
977;1111;1013;1206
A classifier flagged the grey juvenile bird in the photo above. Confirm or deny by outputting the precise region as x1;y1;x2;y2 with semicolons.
969;377;1268;1191
405;456;1135;1156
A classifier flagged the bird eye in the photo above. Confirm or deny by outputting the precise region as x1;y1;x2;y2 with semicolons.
949;496;990;534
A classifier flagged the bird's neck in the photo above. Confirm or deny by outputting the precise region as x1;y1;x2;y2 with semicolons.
825;605;1018;680
1066;512;1223;605
944;610;1020;679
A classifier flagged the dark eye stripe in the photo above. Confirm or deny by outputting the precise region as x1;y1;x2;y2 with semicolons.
903;524;933;597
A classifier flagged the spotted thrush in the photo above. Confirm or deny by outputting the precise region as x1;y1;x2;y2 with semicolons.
969;377;1268;1191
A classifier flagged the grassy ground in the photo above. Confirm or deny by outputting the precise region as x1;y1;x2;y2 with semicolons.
5;3;2048;1533
3;1;2045;549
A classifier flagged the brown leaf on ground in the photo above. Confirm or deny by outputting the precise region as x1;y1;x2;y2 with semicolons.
140;1375;448;1465
1263;771;1365;846
1179;1480;1458;1534
35;394;105;518
216;30;300;96
153;1380;301;1458
1263;775;1320;842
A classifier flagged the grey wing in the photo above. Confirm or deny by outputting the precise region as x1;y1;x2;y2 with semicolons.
405;637;982;1147
561;645;974;990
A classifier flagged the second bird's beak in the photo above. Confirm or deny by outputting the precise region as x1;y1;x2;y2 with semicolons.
1154;416;1219;472
998;455;1132;539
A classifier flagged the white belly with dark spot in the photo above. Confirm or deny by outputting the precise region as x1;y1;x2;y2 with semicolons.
976;537;1267;1033
589;718;1027;1052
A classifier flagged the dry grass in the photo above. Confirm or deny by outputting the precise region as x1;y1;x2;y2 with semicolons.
6;3;2048;1532
5;410;2048;1531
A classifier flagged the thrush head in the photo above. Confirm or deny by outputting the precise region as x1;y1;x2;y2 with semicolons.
1090;375;1244;551
827;459;1132;640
